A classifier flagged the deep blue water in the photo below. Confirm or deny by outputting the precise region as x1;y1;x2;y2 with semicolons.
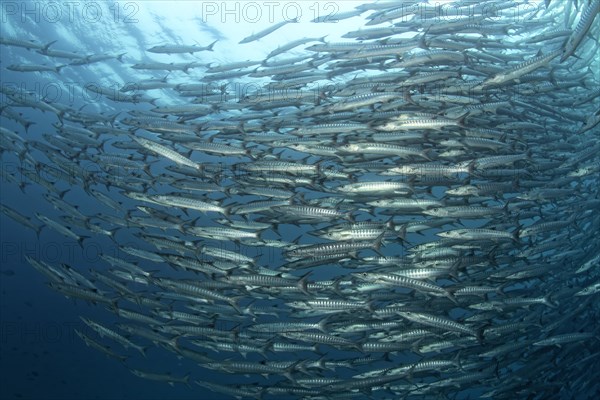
0;3;309;399
1;1;600;399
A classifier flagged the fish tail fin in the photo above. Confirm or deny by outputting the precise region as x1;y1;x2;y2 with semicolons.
297;271;312;296
446;290;459;306
222;205;231;218
423;148;435;161
110;297;120;310
106;227;120;239
353;343;364;353
373;231;386;255
42;39;57;52
229;296;243;314
453;350;464;371
495;283;508;297
33;226;42;241
77;235;90;249
17;179;28;194
283;363;299;385
476;324;490;345
403;89;417;105
525;148;533;162
244;148;257;160
317;315;331;333
23;121;35;133
456;111;469;127
502;201;510;216
418;31;429;51
56;109;65;124
207;40;218;51
410;337;425;356
544;294;558;309
331;276;345;297
183;373;191;388
137;345;148;358
384;216;395;229
56;189;70;200
107;111;121;125
512;225;521;244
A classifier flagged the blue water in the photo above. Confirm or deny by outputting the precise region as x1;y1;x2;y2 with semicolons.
1;1;599;399
0;3;361;399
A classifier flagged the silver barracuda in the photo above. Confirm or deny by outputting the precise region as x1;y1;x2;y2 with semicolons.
147;41;217;54
132;136;201;170
3;1;599;399
239;18;298;44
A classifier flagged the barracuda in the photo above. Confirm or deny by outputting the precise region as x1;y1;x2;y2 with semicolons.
239;17;298;44
367;198;443;211
132;136;200;170
185;226;258;241
560;0;600;62
339;143;431;160
481;49;562;87
80;318;147;356
151;194;227;214
355;272;456;302
437;228;519;242
375;116;464;131
273;205;351;221
337;181;413;195
4;1;600;398
422;205;506;218
285;238;384;259
226;273;311;296
398;311;479;338
147;41;217;54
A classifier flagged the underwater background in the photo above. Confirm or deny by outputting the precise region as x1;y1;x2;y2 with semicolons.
1;1;599;399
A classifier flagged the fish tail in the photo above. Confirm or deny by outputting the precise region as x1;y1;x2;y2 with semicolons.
41;39;57;52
